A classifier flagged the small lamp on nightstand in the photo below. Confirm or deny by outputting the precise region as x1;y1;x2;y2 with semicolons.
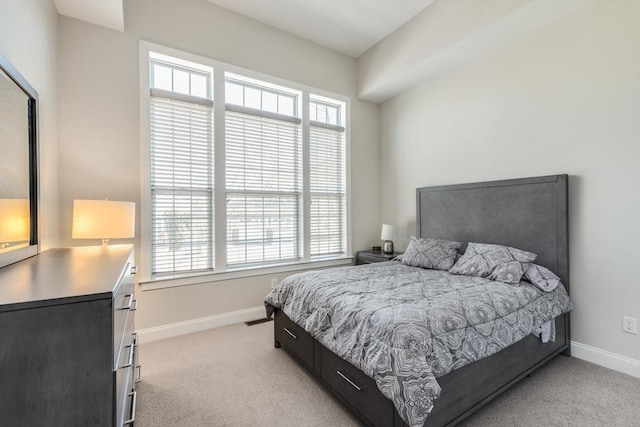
72;199;135;246
380;224;396;255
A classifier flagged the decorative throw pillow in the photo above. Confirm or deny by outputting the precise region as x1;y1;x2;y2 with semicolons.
524;263;562;292
449;242;537;284
401;236;463;271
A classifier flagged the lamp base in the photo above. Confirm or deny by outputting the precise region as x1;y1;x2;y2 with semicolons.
383;240;394;254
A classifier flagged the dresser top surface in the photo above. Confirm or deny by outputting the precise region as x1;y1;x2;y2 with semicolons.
0;244;133;312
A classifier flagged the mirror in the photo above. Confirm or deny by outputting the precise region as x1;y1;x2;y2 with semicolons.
0;52;39;268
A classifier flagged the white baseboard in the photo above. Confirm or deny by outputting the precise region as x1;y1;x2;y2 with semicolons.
136;306;265;344
571;340;640;378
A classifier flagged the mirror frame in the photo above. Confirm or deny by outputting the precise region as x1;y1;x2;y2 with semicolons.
0;51;40;268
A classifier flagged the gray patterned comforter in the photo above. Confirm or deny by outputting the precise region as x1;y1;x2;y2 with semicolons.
264;261;571;427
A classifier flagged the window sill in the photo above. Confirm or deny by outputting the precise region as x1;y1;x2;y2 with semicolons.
139;256;354;291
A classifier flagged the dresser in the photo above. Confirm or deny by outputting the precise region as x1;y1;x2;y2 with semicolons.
0;245;139;426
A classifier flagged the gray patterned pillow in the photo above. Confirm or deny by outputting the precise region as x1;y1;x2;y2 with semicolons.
524;263;562;292
401;236;462;271
449;242;537;284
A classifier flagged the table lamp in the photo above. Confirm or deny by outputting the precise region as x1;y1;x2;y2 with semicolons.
0;199;30;249
72;199;135;246
380;224;396;255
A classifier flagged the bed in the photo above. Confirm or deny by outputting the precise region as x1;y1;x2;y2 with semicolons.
265;175;570;427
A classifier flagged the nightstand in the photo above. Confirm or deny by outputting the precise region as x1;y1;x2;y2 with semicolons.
356;250;402;265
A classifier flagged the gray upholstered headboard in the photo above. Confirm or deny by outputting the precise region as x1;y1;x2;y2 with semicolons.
416;175;569;289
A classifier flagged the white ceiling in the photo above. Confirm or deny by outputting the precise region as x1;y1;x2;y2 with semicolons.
52;0;433;57
207;0;435;57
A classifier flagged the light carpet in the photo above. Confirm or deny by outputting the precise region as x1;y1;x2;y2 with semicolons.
136;321;639;426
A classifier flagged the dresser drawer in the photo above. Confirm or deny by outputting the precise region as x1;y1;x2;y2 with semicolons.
115;362;133;427
318;346;393;427
274;310;313;370
122;388;137;426
115;315;136;426
123;334;140;425
115;308;136;368
113;259;135;364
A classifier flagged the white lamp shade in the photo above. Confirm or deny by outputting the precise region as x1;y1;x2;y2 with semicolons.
72;199;135;239
380;224;397;241
0;199;30;243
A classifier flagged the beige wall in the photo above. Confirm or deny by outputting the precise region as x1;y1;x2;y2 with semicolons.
358;0;529;102
0;0;59;249
57;0;380;330
379;1;639;360
2;0;636;368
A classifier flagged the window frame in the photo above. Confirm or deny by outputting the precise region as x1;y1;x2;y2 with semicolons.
139;41;352;286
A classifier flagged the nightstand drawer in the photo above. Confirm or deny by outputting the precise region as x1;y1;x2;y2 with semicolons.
357;252;383;264
356;251;401;265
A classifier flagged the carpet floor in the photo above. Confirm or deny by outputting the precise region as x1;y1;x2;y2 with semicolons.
136;321;639;427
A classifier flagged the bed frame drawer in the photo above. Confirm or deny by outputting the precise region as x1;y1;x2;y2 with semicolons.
274;310;313;370
317;345;394;427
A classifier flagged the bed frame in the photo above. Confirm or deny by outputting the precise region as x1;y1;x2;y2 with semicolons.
271;174;570;427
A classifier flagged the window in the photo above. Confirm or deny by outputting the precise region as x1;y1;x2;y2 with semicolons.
309;98;346;258
145;48;349;278
149;56;214;274
224;76;302;267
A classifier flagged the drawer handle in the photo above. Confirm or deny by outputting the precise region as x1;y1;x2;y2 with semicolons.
130;266;137;275
120;336;136;369
132;333;142;383
336;370;362;391
283;327;297;339
123;390;137;425
135;364;142;384
120;294;134;310
131;299;138;312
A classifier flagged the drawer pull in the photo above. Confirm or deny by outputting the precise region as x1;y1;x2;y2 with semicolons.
337;370;362;391
131;299;138;311
135;364;142;383
283;327;297;339
130;266;137;275
120;294;134;310
120;337;136;369
132;333;142;383
123;390;137;425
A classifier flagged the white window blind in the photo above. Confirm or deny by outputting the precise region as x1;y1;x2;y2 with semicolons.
225;107;302;267
309;120;346;257
145;48;350;279
150;91;214;274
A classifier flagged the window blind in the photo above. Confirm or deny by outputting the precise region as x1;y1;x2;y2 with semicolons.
225;108;302;267
309;123;346;257
150;94;214;274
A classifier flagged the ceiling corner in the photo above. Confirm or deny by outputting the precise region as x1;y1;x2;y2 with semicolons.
54;0;124;32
